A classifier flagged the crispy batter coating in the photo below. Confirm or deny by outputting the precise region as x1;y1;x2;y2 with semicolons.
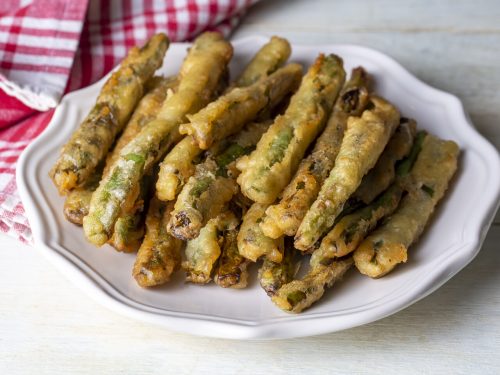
314;184;403;263
63;77;175;228
234;36;291;87
155;136;202;201
63;168;102;225
237;54;346;204
354;134;459;278
132;198;182;287
168;158;238;240
179;63;302;149
106;77;176;251
83;32;233;246
260;68;369;238
237;202;284;262
271;257;353;313
258;239;299;296
214;228;250;289
311;123;420;262
167;121;271;241
107;175;153;252
353;118;416;204
183;210;239;284
156;37;292;203
50;34;169;194
295;96;400;251
103;76;177;177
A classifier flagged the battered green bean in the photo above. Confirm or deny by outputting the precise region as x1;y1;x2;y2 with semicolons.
237;202;284;262
168;158;238;241
155;37;290;202
103;76;177;177
295;96;400;251
214;228;250;289
237;54;346;204
258;239;299;296
63;168;102;225
271;257;353;313
353;118;416;204
179;63;303;150
183;210;239;284
260;68;369;238
84;32;233;246
234;36;291;87
155;136;202;201
63;77;175;227
132;198;182;287
50;33;169;194
167;121;271;240
354;134;459;278
310;126;421;263
108;174;153;252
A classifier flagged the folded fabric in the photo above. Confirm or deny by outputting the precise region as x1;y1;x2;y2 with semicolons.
0;0;258;243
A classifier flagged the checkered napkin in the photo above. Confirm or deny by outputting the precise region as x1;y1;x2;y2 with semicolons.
0;0;257;243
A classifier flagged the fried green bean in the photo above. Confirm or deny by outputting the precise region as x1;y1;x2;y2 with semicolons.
353;134;459;278
310;127;421;263
103;76;177;177
63;168;102;225
258;239;299;296
50;34;170;194
314;186;401;265
83;32;233;246
211;120;272;177
237;202;284;262
106;77;177;251
183;210;239;284
132;198;182;287
63;77;175;227
353;118;416;204
260;68;369;238
237;54;346;204
168;158;238;240
155;136;202;201
214;228;250;289
271;257;353;313
179;63;303;150
295;96;400;251
155;38;290;202
234;36;291;87
108;174;153;252
167;121;271;241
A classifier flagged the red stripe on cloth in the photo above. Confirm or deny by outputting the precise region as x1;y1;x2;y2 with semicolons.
0;61;70;74
0;168;16;175
143;0;156;32
3;6;28;68
166;0;178;41
187;0;200;35
0;43;75;58
24;0;89;21
0;220;9;233
0;25;81;40
0;155;21;164
100;0;116;78
0;89;35;129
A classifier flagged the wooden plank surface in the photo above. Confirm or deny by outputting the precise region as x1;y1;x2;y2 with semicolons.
1;1;499;374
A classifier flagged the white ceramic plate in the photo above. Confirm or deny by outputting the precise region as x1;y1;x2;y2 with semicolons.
17;37;500;340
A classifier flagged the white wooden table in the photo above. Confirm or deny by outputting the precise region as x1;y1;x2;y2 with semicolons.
2;1;499;373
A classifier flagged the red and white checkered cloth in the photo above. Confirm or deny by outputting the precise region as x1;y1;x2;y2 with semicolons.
0;0;258;243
